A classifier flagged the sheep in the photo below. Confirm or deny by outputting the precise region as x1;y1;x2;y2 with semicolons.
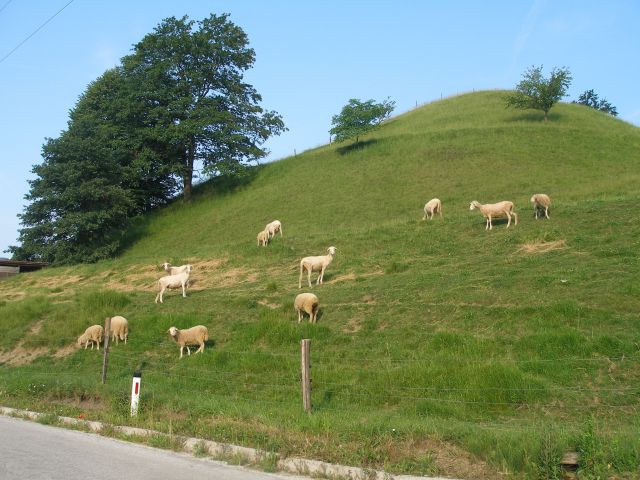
530;193;551;219
422;198;443;220
294;293;320;324
161;262;193;288
265;220;283;239
155;266;192;304
469;200;518;230
299;246;337;288
257;229;269;247
108;315;129;345
77;325;103;350
161;262;191;276
167;325;209;359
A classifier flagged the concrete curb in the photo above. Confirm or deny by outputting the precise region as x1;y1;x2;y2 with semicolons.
0;406;450;480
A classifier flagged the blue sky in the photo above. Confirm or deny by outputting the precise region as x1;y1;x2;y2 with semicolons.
1;0;638;256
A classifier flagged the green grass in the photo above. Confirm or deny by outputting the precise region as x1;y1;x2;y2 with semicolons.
1;91;639;479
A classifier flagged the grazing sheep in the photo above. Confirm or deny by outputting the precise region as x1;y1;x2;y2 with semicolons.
257;229;269;247
299;246;337;288
294;293;320;323
161;263;191;275
108;316;129;345
422;198;443;220
530;193;551;219
77;325;103;350
265;220;283;238
469;200;518;230
167;325;209;359
155;266;192;304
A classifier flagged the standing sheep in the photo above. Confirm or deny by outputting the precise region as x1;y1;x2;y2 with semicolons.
422;198;443;220
265;220;283;239
299;246;337;288
155;266;192;304
167;325;209;359
108;316;129;345
530;193;551;219
294;293;320;324
469;200;518;230
77;325;103;350
257;230;269;247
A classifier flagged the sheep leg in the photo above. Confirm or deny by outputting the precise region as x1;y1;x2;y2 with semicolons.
513;211;518;226
182;282;187;298
486;216;491;230
298;264;304;289
197;342;204;354
307;268;312;288
506;212;512;228
186;346;191;356
179;346;184;359
317;267;325;285
544;207;549;219
297;310;302;323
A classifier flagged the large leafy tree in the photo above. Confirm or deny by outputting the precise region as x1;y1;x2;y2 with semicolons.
121;14;286;201
11;13;285;263
574;89;618;116
9;69;177;263
330;98;395;144
505;65;572;121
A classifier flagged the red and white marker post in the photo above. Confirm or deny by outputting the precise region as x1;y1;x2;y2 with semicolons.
130;371;141;416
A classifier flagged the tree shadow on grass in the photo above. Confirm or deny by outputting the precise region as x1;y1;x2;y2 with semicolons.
336;139;378;155
505;111;563;123
117;166;262;254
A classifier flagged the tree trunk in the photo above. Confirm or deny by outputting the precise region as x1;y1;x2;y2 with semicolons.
182;139;196;201
543;110;549;121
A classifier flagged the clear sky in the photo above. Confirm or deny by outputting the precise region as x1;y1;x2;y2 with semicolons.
1;0;638;256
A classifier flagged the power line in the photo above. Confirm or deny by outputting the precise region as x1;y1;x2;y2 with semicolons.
0;0;13;15
0;0;75;65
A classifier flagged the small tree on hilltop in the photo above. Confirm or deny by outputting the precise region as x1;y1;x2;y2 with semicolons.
505;65;572;121
330;98;395;144
574;89;618;116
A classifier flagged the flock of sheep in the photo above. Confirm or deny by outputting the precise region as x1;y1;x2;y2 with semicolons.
424;193;551;229
76;193;551;358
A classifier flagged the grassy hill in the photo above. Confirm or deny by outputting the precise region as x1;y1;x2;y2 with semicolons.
1;90;639;479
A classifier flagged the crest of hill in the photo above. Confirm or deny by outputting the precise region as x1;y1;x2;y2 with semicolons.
118;90;639;262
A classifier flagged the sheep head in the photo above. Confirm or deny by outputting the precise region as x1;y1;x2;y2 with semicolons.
327;246;337;255
168;326;179;338
162;262;171;271
469;201;480;211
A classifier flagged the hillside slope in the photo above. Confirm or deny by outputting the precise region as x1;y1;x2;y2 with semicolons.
1;91;639;479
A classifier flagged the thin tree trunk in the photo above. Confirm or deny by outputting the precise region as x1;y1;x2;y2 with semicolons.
182;139;196;201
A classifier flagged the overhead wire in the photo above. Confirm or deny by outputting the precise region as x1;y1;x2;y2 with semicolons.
0;0;75;65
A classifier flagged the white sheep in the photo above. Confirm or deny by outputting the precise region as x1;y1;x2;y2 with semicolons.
162;262;192;275
168;325;209;359
299;246;337;288
257;229;269;247
155;266;192;304
265;220;283;239
294;293;320;323
422;198;443;220
108;315;129;345
469;200;518;230
530;193;551;219
77;325;103;350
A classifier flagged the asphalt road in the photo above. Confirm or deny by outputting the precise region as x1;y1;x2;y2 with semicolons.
0;415;302;480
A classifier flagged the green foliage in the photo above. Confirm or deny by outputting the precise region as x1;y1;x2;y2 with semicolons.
11;13;285;263
505;65;572;120
330;98;395;143
120;14;287;200
574;89;618;116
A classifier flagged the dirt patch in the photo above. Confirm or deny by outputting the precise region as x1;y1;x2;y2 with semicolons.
518;239;567;254
258;300;280;309
395;437;500;480
326;270;384;285
0;345;49;366
53;343;77;359
29;320;44;335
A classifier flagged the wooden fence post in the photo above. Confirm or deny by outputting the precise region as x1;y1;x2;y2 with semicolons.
101;316;111;384
301;339;311;413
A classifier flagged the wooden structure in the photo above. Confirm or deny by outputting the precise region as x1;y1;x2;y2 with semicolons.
0;259;48;279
